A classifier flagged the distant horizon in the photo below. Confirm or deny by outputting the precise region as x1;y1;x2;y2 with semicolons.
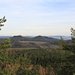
0;35;71;40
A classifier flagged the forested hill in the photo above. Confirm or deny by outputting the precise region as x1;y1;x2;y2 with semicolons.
32;35;58;41
10;35;58;41
9;35;59;48
0;35;71;48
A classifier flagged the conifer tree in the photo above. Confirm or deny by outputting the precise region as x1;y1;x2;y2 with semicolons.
0;16;6;30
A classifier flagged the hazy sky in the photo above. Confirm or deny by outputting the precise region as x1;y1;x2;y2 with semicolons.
0;0;75;36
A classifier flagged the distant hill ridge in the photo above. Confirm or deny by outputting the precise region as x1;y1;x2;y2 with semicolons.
33;35;58;41
0;35;71;40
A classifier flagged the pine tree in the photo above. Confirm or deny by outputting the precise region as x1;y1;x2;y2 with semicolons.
0;16;6;30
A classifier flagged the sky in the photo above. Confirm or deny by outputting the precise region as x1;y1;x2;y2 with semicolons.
0;0;75;36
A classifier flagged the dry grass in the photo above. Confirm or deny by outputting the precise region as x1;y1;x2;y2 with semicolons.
19;41;46;45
